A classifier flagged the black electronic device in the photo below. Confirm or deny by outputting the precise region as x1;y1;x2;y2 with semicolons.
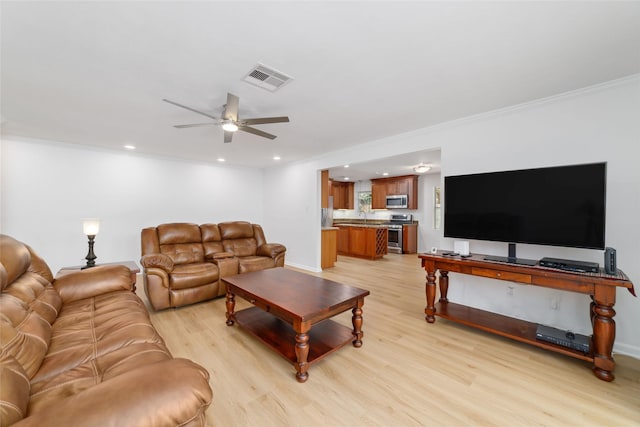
444;163;607;264
604;247;617;274
536;324;590;353
539;257;599;273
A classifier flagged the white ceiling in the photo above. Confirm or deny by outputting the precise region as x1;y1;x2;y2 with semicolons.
2;2;639;175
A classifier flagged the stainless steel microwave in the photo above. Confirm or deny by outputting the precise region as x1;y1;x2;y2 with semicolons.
386;194;408;209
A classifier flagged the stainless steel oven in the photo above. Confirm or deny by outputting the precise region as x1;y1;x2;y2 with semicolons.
384;214;412;254
387;225;403;254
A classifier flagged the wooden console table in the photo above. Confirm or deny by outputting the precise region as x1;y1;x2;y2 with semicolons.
418;252;635;382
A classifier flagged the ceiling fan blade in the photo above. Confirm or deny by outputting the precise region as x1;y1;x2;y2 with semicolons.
238;125;277;140
223;93;239;121
163;99;219;121
174;123;217;129
241;116;290;125
224;131;234;143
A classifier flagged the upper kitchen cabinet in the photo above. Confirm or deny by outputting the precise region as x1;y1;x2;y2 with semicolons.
371;175;419;210
329;179;354;209
371;180;386;209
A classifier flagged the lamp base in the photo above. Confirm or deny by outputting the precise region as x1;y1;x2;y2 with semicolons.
84;235;97;269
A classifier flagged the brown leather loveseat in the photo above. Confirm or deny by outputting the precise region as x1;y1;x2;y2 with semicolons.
140;221;286;310
0;234;213;427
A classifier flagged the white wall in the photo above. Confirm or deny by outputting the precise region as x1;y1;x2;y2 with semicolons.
263;75;640;356
0;138;265;272
418;173;444;252
261;161;321;271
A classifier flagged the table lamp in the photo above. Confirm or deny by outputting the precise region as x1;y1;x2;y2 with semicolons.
82;219;100;269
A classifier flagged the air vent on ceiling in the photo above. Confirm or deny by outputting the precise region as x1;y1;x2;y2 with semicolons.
242;63;294;92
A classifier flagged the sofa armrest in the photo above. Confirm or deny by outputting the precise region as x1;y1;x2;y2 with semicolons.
13;358;212;427
140;253;174;272
214;256;239;279
257;243;286;259
205;251;235;261
53;265;132;303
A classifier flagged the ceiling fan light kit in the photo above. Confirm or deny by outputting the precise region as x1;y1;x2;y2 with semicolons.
164;92;289;143
221;120;238;132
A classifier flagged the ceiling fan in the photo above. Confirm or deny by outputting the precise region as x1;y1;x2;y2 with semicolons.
163;92;289;143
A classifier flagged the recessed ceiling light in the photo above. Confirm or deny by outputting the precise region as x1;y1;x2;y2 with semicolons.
124;145;136;150
217;158;225;162
343;177;350;181
344;164;350;168
273;156;281;160
382;172;389;176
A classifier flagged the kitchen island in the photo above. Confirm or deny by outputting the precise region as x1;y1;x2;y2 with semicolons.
335;224;388;260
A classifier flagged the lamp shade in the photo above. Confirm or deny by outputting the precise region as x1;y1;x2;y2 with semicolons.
82;219;101;236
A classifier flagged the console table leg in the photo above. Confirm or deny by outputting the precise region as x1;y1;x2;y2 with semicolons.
592;286;616;382
439;271;449;303
425;267;437;323
225;291;236;326
295;332;310;383
352;305;364;347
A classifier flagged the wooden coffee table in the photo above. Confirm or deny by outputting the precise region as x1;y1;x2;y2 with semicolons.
223;267;370;382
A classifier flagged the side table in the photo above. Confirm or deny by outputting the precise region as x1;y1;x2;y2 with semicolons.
56;261;140;292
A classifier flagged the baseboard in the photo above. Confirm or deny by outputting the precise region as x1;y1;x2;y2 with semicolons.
613;342;640;360
284;262;321;273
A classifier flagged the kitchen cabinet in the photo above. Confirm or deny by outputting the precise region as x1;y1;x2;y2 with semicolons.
321;228;338;269
402;223;418;254
348;227;368;257
330;180;354;209
371;181;386;210
337;225;387;260
336;226;350;254
371;175;419;210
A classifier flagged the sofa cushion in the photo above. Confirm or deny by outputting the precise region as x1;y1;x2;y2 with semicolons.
0;352;30;426
4;272;61;326
157;223;204;265
169;263;219;290
157;223;202;245
28;290;173;413
160;243;205;265
0;235;31;288
201;224;224;258
0;299;52;379
238;256;276;274
223;238;258;257
25;245;54;284
219;221;254;239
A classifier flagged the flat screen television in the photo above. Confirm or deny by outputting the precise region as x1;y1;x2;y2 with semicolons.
444;162;606;263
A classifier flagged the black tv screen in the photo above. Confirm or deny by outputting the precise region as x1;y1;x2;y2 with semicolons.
444;163;606;250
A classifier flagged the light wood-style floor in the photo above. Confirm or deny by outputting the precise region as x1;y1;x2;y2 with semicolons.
140;254;640;427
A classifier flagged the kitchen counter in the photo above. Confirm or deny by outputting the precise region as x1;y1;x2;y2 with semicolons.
335;224;388;260
334;223;386;228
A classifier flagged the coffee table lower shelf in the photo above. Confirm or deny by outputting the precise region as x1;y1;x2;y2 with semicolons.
235;306;354;365
436;302;594;362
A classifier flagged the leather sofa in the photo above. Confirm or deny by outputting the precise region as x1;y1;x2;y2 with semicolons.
0;235;213;427
140;221;286;310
